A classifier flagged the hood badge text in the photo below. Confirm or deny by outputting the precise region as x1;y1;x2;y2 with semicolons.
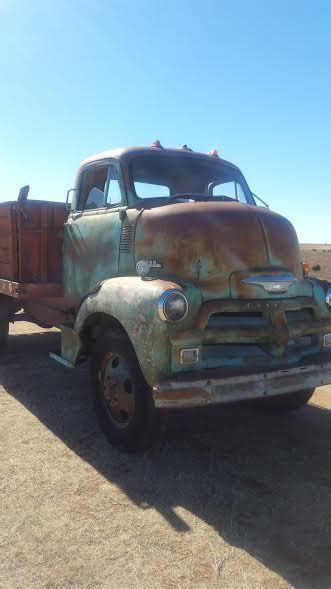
136;259;163;279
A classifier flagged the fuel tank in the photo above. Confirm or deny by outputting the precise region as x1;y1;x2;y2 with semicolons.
134;201;306;300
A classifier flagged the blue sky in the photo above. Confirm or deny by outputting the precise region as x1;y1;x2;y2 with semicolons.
0;0;330;242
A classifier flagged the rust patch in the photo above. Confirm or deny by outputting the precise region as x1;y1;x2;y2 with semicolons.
134;200;303;301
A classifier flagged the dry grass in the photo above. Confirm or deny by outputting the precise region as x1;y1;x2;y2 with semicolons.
1;322;331;588
300;244;331;281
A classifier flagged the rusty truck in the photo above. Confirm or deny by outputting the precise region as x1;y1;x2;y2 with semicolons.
1;142;331;451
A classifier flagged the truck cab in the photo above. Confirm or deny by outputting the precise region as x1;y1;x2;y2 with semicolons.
57;142;331;450
1;142;331;451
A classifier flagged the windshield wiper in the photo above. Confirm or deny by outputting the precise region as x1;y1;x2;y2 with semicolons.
251;192;269;208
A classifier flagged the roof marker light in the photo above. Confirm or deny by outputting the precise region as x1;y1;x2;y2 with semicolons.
303;262;310;276
151;139;163;148
209;148;219;157
181;144;192;151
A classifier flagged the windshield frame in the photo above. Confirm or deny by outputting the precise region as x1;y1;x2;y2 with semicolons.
128;152;256;207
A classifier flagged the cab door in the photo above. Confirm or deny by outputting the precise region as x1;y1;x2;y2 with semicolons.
63;160;125;306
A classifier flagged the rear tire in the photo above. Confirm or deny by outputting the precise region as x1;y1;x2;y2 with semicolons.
257;388;315;413
90;330;158;452
0;296;9;351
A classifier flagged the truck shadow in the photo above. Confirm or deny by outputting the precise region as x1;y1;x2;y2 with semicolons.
1;330;331;588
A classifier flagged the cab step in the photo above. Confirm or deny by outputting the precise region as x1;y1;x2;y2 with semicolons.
49;325;82;368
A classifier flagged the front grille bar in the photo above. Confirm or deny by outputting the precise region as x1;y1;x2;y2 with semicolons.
171;297;331;348
197;297;314;329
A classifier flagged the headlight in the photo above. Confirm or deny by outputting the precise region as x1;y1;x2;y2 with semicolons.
326;288;331;309
158;290;188;323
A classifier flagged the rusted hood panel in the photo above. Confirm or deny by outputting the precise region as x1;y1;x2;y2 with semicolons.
252;206;302;276
134;201;304;299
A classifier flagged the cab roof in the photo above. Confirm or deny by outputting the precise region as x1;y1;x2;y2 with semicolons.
80;146;241;173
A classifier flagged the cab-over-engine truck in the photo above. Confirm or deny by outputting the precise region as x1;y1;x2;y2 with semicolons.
1;142;331;451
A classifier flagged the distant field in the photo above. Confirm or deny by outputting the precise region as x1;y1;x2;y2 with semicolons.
300;244;331;281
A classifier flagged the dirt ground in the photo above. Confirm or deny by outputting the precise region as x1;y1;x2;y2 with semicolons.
300;244;331;281
1;321;331;588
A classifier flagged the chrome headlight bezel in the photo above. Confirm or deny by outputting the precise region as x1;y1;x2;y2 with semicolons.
158;289;188;323
326;287;331;309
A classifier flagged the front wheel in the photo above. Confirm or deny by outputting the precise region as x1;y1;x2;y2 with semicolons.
90;331;158;452
257;388;315;413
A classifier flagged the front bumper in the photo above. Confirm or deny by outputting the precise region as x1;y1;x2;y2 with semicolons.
153;360;331;408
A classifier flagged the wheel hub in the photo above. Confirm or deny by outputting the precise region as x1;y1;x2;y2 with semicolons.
99;352;135;428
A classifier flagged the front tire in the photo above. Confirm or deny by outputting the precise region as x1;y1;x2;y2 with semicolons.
90;331;158;452
257;388;315;413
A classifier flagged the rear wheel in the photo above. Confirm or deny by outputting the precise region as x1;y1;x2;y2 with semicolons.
257;388;315;413
90;331;158;452
0;296;9;351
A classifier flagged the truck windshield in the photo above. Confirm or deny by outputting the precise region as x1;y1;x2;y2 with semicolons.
130;154;255;205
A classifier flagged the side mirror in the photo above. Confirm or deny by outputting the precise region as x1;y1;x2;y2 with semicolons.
18;185;30;202
66;188;76;211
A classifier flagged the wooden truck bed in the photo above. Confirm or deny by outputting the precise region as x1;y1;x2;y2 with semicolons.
0;200;68;300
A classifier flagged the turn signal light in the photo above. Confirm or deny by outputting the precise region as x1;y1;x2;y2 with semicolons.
180;348;199;364
303;262;310;276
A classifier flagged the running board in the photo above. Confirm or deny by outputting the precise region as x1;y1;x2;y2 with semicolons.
49;352;75;369
49;325;82;368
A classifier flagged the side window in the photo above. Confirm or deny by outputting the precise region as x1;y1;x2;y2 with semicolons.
105;165;122;207
78;163;123;211
80;165;108;211
86;187;105;209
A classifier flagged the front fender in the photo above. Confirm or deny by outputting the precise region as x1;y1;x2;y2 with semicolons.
75;276;201;385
